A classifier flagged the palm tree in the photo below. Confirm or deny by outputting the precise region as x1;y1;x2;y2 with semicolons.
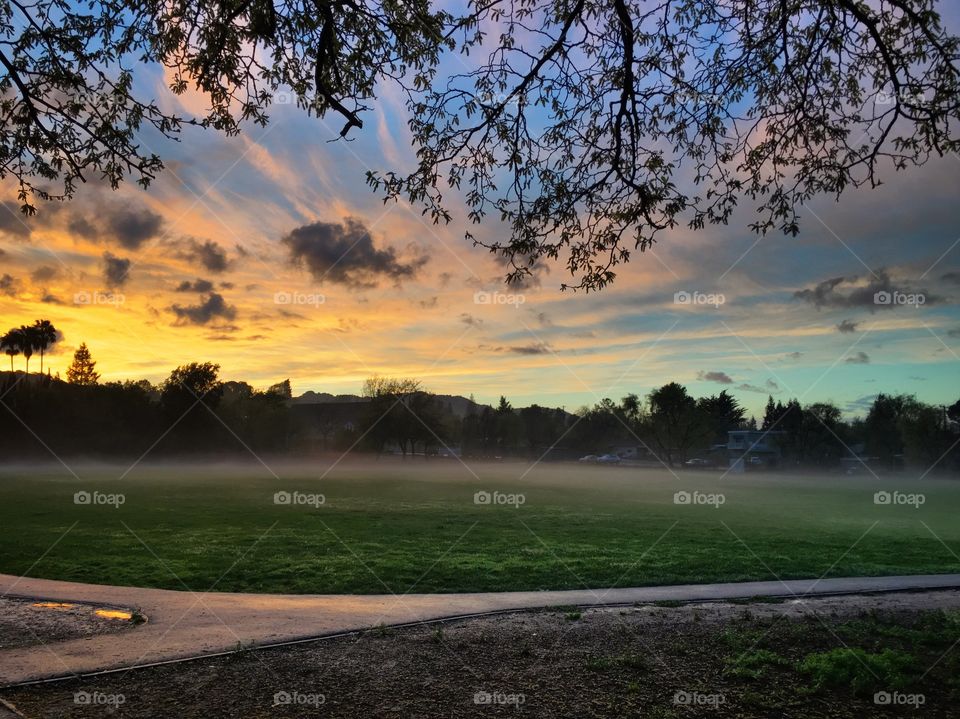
17;325;35;373
30;319;58;374
0;330;20;371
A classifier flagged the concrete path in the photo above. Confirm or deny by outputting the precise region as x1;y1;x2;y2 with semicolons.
3;572;960;687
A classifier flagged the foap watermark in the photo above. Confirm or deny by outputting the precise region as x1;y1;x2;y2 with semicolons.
74;691;125;707
74;290;125;306
474;490;525;508
875;89;926;106
474;690;526;707
274;291;325;307
474;290;525;307
674;290;725;308
673;690;725;708
272;690;325;707
873;290;925;308
674;490;725;508
874;691;925;708
74;490;125;508
874;490;925;508
274;491;325;508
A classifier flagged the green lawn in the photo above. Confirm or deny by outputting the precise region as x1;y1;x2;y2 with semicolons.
0;460;958;594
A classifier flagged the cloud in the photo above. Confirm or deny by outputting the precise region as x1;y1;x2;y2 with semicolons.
30;265;59;283
282;218;427;288
844;394;878;414
418;296;438;309
460;313;483;327
836;319;859;334
0;201;31;239
174;238;229;273
40;293;64;304
786;351;803;359
66;201;163;249
504;342;551;355
169;292;237;326
0;273;18;296
536;311;553;327
105;206;163;249
737;379;781;394
698;370;734;384
794;269;939;311
941;271;960;284
845;351;870;364
102;252;131;287
175;279;215;293
948;327;960;338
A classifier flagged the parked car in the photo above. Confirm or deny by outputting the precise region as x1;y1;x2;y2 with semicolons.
684;458;709;467
597;454;621;464
578;455;598;463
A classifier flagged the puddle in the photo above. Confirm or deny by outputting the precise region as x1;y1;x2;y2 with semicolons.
31;602;134;621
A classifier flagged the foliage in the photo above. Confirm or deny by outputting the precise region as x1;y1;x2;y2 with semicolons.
66;343;99;385
1;0;958;287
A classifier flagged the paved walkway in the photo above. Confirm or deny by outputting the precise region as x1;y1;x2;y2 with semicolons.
3;572;960;687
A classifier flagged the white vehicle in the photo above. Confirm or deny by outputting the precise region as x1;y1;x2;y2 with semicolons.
578;454;598;463
597;454;621;464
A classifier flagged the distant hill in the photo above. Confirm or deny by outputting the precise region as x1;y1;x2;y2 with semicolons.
291;390;490;419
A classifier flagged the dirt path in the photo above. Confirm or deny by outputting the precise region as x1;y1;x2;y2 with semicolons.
2;572;960;687
4;590;960;718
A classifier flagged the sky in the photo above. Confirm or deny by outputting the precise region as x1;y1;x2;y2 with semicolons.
1;16;959;420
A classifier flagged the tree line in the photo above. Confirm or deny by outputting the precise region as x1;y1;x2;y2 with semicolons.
0;332;957;473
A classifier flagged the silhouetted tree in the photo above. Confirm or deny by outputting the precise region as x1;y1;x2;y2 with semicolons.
646;383;710;467
0;330;21;371
30;319;58;374
66;343;100;385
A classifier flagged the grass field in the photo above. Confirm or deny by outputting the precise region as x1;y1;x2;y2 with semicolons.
0;460;958;594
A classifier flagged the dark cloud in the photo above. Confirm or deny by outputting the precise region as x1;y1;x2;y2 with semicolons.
505;342;551;355
170;292;237;326
30;265;59;283
786;351;803;359
941;271;960;284
836;319;859;334
536;311;553;327
0;273;18;296
845;351;870;364
67;215;97;240
174;238;229;274
698;370;734;384
102;252;131;287
0;247;6;258
64;201;163;249
418;296;438;309
41;293;64;304
438;272;453;287
105;205;164;249
737;379;781;394
460;313;483;327
0;201;31;239
282;218;427;288
175;279;215;293
220;282;235;289
948;328;960;338
794;269;939;311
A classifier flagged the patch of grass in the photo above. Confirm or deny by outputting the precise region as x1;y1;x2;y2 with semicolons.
724;648;791;679
586;653;650;673
1;464;959;593
652;600;684;608
564;611;582;621
798;648;916;696
729;595;788;605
